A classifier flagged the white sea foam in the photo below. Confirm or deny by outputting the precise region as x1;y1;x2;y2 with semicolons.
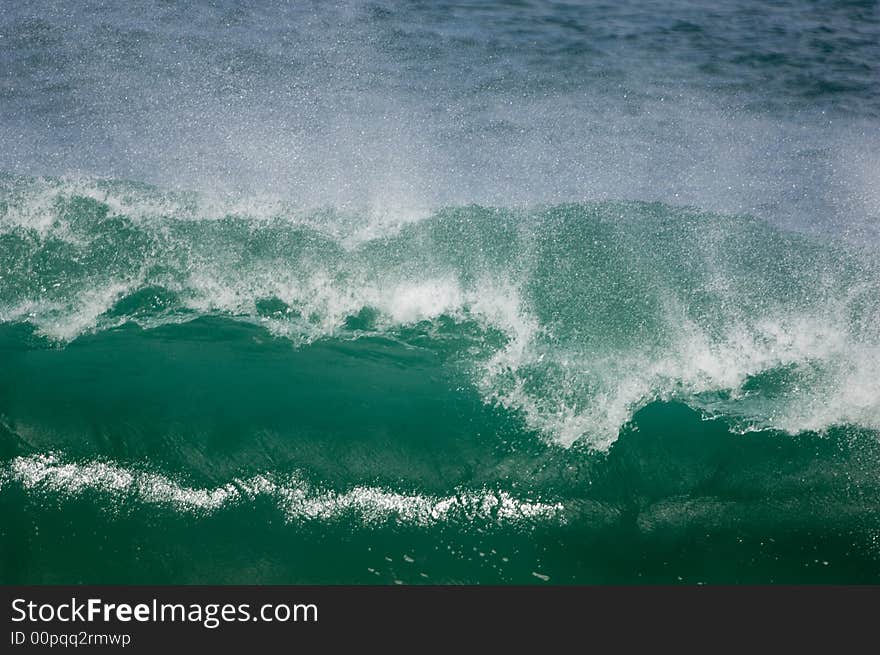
477;301;880;449
0;453;565;527
0;280;137;341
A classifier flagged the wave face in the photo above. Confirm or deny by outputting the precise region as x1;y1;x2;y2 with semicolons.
1;176;880;583
2;176;879;448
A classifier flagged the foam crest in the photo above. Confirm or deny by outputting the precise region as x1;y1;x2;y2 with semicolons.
0;175;430;244
481;306;880;449
0;280;136;341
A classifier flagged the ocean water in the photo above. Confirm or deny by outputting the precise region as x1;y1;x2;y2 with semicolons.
1;1;879;584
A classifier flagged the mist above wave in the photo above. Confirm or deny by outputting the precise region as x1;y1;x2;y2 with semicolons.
1;2;878;240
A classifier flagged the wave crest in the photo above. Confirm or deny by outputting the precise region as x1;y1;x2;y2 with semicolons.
1;176;878;447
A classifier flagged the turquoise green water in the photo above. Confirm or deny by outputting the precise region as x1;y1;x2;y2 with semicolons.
1;178;879;583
